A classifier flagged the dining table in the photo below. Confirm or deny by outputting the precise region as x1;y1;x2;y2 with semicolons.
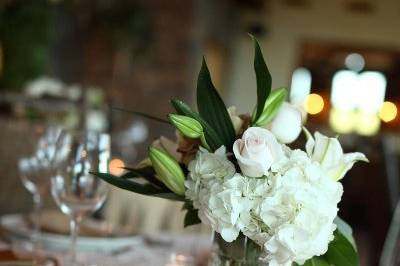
0;232;212;266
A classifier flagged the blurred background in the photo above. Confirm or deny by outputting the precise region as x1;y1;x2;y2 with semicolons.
0;0;399;265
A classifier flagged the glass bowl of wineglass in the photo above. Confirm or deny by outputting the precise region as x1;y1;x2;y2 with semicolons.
18;125;67;253
51;131;110;266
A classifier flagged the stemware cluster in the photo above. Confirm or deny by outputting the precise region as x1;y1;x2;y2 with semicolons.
18;126;67;252
18;126;110;265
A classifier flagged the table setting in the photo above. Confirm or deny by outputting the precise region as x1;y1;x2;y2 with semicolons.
0;125;211;265
0;36;367;266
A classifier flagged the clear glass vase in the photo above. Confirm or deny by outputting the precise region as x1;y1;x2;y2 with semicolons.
210;233;265;266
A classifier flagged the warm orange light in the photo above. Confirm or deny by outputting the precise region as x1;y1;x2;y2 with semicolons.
304;93;324;115
379;101;397;122
109;158;125;176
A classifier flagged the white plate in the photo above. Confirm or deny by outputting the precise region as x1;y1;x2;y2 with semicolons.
0;214;142;253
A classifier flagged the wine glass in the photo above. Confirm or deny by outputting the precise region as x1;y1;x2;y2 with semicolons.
51;131;110;265
18;125;67;253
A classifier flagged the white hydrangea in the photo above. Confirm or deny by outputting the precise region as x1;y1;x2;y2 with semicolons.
241;149;343;265
185;129;359;266
185;146;236;208
185;146;253;242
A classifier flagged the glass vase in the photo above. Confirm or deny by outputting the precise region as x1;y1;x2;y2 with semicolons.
210;233;265;266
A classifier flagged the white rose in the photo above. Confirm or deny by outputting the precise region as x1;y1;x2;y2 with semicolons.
228;106;243;134
233;127;285;177
305;131;368;181
269;102;302;144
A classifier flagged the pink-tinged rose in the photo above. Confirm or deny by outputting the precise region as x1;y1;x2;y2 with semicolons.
233;127;285;177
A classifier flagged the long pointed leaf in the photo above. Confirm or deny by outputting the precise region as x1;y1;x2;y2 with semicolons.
252;35;272;122
171;99;223;151
334;216;357;250
122;166;155;178
112;107;168;124
92;172;185;201
324;229;360;266
121;166;167;190
196;58;236;151
254;87;288;126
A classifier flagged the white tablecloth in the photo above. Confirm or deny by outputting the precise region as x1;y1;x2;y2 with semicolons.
1;233;213;266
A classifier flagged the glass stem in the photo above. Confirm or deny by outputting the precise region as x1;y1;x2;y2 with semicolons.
32;193;42;254
70;216;81;265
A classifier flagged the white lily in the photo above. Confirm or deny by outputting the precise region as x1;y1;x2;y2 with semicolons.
304;129;368;181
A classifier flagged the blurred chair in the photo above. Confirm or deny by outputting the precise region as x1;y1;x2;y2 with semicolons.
382;135;400;211
0;118;55;215
380;201;400;266
380;134;400;265
104;186;211;234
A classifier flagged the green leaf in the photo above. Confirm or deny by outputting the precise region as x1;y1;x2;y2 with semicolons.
196;58;236;151
297;218;359;266
254;87;288;126
181;201;193;211
324;229;360;266
122;166;155;178
251;35;272;123
334;216;357;250
170;99;223;151
91;172;185;202
112;106;169;124
184;208;201;227
121;166;167;189
153;192;186;201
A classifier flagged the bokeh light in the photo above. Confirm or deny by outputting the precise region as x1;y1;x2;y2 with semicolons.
304;93;324;115
379;101;397;122
355;112;380;136
344;53;365;72
109;158;126;176
331;70;386;113
290;67;312;106
329;108;355;134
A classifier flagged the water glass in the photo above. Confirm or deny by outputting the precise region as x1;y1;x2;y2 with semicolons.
51;131;110;265
18;125;67;253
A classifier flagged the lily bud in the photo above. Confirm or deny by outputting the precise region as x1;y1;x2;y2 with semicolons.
148;146;185;195
253;87;288;126
168;114;203;139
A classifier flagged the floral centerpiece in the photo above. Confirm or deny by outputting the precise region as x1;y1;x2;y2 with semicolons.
94;36;367;266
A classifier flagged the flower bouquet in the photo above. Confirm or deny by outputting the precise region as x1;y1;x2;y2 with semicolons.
94;36;367;266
